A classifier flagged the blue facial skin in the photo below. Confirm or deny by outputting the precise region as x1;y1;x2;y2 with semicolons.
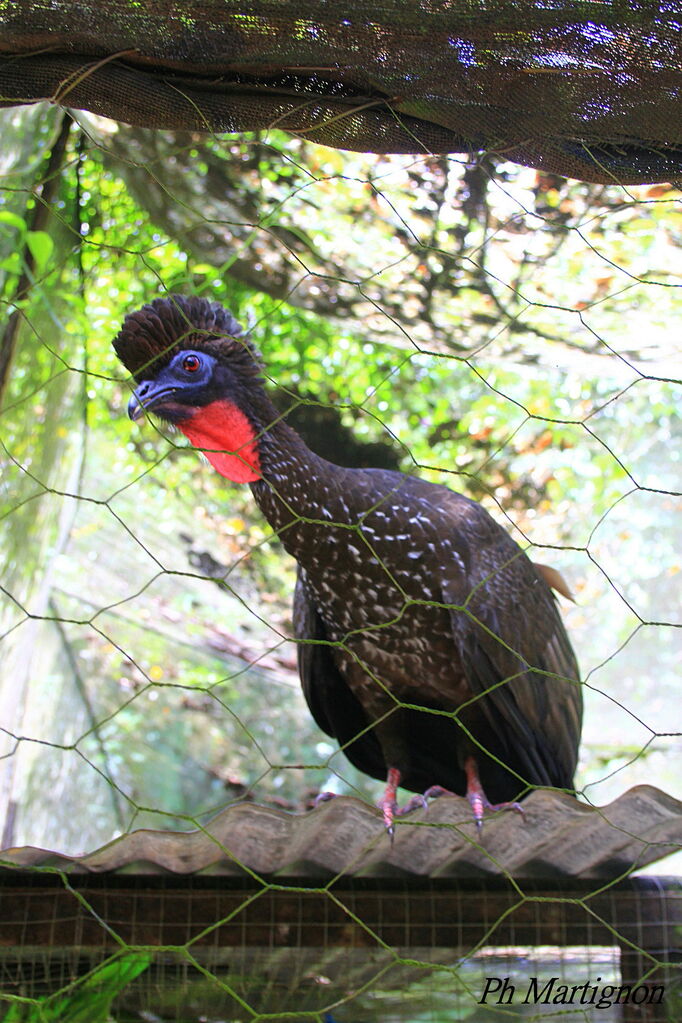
128;350;217;422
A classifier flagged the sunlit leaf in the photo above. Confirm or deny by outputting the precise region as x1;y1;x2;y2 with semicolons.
26;230;54;273
0;209;27;233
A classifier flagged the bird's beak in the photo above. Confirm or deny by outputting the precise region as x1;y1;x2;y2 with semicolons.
127;391;146;421
127;379;177;421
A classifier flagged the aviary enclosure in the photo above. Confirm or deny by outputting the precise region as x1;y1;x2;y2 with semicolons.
0;3;680;1021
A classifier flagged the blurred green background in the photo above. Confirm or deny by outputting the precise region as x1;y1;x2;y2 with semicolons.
0;105;679;860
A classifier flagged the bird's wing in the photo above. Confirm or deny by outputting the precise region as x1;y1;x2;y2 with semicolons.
293;568;385;781
441;507;582;791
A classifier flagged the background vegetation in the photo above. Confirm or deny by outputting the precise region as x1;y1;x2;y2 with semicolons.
0;104;679;861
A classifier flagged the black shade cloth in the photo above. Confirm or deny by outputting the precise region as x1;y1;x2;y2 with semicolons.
1;1;681;183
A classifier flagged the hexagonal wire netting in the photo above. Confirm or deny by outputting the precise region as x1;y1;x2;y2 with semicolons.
0;10;681;1018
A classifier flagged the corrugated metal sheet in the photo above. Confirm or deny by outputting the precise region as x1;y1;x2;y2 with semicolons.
2;785;681;879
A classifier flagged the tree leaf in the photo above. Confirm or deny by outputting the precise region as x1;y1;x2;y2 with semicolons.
0;210;27;233
26;230;54;273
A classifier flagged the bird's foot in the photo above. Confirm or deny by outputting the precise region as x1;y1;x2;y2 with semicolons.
378;774;454;840
312;784;434;837
393;781;525;834
465;756;525;833
377;767;404;842
395;784;451;816
466;790;524;832
313;790;338;808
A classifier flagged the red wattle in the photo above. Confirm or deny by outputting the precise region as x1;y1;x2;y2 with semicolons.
178;400;261;483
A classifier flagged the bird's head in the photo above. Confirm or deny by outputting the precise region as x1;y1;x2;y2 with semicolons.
113;295;264;482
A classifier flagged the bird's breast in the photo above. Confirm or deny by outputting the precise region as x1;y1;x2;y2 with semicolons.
298;529;470;708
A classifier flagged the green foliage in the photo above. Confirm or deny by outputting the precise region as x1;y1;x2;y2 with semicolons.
0;953;151;1022
25;230;54;274
0;108;679;857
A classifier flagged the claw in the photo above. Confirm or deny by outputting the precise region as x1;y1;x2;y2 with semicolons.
378;767;402;840
316;761;525;840
464;756;525;832
467;790;525;832
422;785;451;803
396;792;429;816
378;770;450;839
313;790;337;808
395;784;455;819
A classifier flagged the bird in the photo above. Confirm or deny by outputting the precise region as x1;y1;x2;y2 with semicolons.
113;294;582;835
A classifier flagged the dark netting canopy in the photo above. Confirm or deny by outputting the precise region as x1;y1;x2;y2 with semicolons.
1;0;681;184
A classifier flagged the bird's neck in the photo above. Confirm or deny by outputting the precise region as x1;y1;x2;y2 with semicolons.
179;399;262;484
250;404;346;543
179;388;347;550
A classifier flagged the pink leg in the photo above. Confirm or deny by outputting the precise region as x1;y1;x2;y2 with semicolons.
378;766;402;840
379;771;446;837
317;769;424;840
316;758;525;839
464;755;524;832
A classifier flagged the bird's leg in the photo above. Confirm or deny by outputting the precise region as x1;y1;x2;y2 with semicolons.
464;755;524;832
378;767;403;841
315;768;419;840
377;758;525;836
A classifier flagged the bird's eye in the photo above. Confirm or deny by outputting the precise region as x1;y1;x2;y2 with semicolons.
182;354;201;373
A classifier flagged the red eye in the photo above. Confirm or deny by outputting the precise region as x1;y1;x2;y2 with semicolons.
182;354;201;373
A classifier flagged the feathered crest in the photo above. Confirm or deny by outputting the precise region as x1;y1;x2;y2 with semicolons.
112;295;260;382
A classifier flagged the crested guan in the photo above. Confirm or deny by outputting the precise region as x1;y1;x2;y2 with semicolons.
113;295;582;834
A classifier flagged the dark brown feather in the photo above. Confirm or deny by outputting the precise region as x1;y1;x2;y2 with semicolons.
113;296;583;805
113;294;256;381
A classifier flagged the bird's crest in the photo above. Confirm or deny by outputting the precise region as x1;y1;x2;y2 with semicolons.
112;294;259;382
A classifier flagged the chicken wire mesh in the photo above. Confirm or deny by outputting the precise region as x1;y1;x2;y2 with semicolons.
0;19;681;1020
0;875;681;1022
2;0;682;184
